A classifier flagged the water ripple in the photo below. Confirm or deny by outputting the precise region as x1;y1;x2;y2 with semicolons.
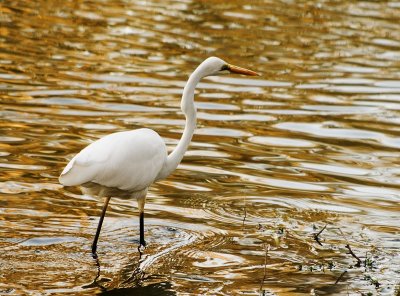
1;0;399;294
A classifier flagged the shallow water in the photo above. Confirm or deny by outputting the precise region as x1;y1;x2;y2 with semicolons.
1;0;400;295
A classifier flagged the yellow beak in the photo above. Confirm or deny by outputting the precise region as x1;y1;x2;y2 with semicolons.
227;64;260;76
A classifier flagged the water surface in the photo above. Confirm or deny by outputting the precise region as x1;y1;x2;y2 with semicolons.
1;0;400;295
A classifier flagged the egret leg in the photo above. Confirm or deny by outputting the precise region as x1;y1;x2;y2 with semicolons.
92;196;111;257
139;211;146;247
137;195;146;248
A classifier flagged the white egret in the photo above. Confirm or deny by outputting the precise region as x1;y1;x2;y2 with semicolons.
59;56;259;257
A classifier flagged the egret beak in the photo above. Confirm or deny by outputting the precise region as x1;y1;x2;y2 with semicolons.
227;64;260;76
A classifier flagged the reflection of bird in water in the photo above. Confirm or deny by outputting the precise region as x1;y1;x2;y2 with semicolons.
59;57;259;257
82;254;146;292
85;255;175;296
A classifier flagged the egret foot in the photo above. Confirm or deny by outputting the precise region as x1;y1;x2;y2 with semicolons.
92;250;98;259
138;242;146;255
140;237;147;248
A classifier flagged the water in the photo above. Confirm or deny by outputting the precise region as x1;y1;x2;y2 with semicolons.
1;0;400;294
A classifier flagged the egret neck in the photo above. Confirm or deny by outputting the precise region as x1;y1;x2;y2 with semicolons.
157;68;202;180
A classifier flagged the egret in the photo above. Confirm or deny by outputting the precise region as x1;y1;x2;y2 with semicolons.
59;57;259;257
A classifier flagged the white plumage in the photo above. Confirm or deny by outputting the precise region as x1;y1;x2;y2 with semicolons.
60;128;167;192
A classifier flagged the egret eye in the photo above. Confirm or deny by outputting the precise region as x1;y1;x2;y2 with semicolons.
220;64;229;71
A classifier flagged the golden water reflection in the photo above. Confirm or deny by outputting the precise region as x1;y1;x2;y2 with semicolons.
1;0;400;294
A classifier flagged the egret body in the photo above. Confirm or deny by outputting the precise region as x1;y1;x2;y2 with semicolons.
59;57;259;257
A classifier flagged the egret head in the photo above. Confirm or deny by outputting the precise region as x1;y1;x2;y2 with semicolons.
197;56;260;77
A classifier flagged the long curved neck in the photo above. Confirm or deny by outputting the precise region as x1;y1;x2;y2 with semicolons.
157;69;202;180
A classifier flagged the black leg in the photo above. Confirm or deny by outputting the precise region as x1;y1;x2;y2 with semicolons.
139;211;146;247
92;196;111;258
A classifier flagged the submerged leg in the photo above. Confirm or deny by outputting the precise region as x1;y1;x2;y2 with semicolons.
92;196;111;257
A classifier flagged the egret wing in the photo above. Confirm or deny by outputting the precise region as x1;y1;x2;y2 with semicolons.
59;128;167;191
